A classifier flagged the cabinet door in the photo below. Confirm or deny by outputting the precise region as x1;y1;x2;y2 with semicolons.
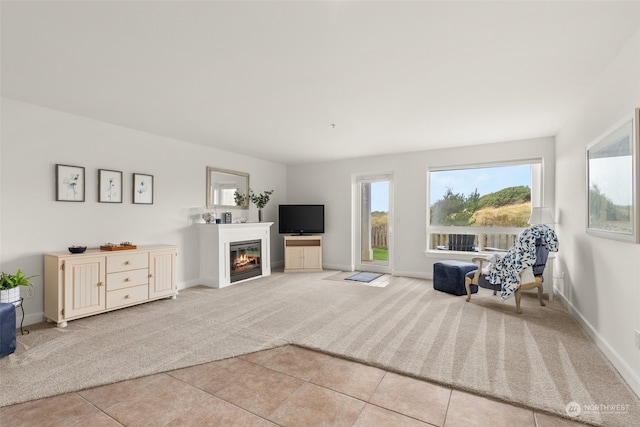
63;256;106;319
303;246;322;269
285;246;305;270
149;249;177;298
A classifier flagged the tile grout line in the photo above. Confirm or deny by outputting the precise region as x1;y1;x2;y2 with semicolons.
75;390;126;426
245;346;450;426
165;369;272;424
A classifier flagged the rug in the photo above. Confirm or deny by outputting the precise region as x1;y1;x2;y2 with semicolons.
324;271;390;287
1;271;639;426
345;271;383;283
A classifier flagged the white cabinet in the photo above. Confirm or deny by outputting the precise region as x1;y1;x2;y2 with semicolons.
45;245;177;327
284;235;322;272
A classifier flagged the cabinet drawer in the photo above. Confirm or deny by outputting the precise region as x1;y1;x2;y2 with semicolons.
107;253;148;273
106;284;148;309
107;268;149;291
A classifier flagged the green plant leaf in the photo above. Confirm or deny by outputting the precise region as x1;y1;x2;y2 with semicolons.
0;268;37;289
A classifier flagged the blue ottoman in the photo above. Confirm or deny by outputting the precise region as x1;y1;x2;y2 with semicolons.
0;302;16;357
434;260;478;296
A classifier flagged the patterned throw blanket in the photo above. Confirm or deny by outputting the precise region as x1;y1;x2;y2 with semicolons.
488;224;559;301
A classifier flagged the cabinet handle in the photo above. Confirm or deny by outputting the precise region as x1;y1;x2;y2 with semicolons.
125;261;131;265
124;294;130;299
125;278;130;282
97;282;103;287
148;273;153;278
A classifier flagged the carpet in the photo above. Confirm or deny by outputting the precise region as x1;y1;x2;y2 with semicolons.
345;271;383;282
1;271;639;426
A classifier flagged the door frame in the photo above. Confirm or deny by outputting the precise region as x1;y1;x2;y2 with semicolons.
352;172;394;274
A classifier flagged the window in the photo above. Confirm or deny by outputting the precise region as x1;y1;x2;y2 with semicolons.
427;161;543;252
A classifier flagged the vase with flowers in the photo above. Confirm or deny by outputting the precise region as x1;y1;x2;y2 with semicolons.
234;188;274;221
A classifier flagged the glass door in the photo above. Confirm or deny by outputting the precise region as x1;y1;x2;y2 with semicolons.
356;175;392;273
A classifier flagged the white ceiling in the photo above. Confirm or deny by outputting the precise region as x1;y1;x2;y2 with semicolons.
2;1;640;165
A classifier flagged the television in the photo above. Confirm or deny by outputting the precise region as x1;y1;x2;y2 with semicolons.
278;204;325;235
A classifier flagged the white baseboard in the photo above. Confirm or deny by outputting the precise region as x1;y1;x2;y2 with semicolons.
18;311;45;328
178;279;206;290
317;266;430;280
555;287;640;398
322;263;353;272
392;269;431;280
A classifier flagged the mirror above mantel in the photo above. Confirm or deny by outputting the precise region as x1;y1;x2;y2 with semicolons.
206;167;249;209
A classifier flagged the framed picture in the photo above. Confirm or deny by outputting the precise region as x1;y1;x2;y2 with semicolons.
133;173;154;204
98;169;123;203
586;108;640;242
56;164;85;202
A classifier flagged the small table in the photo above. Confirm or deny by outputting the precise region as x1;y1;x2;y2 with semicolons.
11;297;28;335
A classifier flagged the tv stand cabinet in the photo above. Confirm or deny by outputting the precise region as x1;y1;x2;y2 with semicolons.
284;235;322;272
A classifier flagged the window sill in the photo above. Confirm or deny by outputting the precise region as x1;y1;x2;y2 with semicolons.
424;248;507;260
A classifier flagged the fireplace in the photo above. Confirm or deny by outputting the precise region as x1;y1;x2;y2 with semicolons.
230;239;262;283
199;222;272;288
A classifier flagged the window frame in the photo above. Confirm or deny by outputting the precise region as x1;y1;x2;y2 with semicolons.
426;158;544;253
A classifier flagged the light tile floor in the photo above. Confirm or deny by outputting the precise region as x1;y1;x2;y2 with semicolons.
1;345;590;426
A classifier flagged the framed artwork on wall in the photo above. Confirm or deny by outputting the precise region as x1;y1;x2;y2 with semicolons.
56;164;85;202
98;169;123;203
586;108;640;242
133;173;154;204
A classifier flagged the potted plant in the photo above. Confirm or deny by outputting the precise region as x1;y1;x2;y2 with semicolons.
0;269;37;303
249;189;274;221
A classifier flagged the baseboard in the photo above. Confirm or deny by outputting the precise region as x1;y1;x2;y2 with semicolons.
20;311;46;327
555;288;640;398
319;266;431;280
179;279;207;289
322;263;353;272
391;269;430;280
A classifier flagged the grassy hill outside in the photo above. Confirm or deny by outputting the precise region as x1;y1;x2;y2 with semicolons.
471;202;531;227
430;185;531;227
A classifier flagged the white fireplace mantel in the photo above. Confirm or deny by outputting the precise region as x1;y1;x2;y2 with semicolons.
198;222;273;288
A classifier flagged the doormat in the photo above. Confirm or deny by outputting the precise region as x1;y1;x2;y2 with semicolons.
345;272;383;283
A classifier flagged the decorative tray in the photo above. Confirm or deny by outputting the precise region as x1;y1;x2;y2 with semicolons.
100;244;137;251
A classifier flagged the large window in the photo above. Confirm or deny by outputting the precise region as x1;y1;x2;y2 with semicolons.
428;161;542;252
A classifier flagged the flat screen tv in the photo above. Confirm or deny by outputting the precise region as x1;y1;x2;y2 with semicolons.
278;204;325;234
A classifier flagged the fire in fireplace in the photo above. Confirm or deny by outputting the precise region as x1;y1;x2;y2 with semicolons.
230;239;262;283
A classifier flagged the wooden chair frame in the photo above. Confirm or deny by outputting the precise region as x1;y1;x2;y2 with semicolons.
464;256;545;314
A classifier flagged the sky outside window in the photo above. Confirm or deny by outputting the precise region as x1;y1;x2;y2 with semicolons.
430;164;531;205
371;181;389;212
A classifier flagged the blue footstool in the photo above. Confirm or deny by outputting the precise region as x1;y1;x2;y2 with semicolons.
433;260;478;296
0;302;16;357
